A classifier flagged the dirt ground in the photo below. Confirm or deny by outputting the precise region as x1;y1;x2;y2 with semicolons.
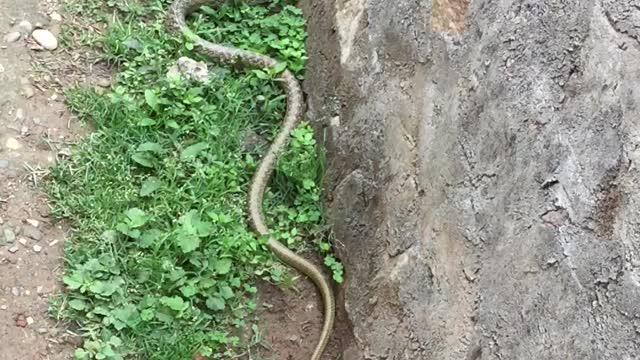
1;0;352;359
0;0;85;358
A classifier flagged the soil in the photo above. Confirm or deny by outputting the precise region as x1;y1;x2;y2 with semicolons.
251;253;354;360
0;0;84;358
1;1;353;359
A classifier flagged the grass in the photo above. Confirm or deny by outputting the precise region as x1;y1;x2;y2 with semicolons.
45;0;342;359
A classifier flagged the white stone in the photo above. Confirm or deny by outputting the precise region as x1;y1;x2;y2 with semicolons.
18;238;28;246
50;12;62;22
31;29;57;50
26;219;40;228
33;245;42;253
5;137;21;150
26;317;34;325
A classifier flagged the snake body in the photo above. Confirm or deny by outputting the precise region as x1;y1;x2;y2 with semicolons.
167;1;335;359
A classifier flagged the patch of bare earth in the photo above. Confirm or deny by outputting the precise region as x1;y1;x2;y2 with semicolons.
432;0;471;33
246;253;353;360
0;0;96;358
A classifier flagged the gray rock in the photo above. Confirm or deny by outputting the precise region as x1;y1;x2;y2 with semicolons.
166;57;209;83
17;20;33;34
22;225;42;241
304;0;640;358
3;31;20;43
31;29;57;50
3;228;15;243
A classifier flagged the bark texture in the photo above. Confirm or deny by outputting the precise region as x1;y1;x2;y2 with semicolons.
301;0;640;359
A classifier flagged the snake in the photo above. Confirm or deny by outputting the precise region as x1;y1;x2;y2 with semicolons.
167;1;336;359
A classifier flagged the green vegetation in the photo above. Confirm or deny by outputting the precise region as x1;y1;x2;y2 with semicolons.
47;0;341;359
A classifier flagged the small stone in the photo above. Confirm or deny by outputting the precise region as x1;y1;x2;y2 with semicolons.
17;20;33;34
3;31;20;43
3;228;16;243
5;137;21;150
15;314;27;327
36;286;44;294
37;327;47;334
8;246;18;253
48;240;58;247
22;225;42;241
26;219;40;228
26;317;34;325
50;12;62;22
11;287;20;296
15;108;24;121
24;290;30;296
22;86;35;98
31;29;57;50
0;305;7;310
32;245;42;253
18;238;28;246
97;78;111;87
0;160;8;169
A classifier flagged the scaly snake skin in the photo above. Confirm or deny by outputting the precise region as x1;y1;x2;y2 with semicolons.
167;1;335;359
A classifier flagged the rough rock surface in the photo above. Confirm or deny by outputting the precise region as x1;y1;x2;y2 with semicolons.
302;0;640;359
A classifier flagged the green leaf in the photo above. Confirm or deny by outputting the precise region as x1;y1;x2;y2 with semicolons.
126;208;147;228
205;296;225;311
74;349;89;360
88;277;124;297
69;299;87;311
180;142;209;161
160;296;188;312
140;177;162;196
140;308;154;321
215;258;232;275
180;284;197;298
137;142;164;153
132;152;154;167
63;272;84;290
144;89;159;111
219;285;234;299
176;233;200;253
272;62;287;74
139;229;161;248
138;118;156;126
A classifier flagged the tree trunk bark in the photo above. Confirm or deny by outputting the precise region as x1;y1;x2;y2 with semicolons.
301;0;640;359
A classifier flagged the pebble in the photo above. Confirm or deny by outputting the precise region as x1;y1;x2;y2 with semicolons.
18;238;28;246
17;20;33;34
11;287;20;296
22;225;42;241
15;108;24;121
22;86;35;98
0;305;6;310
3;228;16;243
26;317;34;325
31;29;57;50
3;31;20;43
37;327;48;334
48;240;58;247
0;160;8;169
5;137;21;150
97;78;111;87
36;286;44;294
50;12;62;22
33;245;42;253
8;246;18;253
26;219;40;228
